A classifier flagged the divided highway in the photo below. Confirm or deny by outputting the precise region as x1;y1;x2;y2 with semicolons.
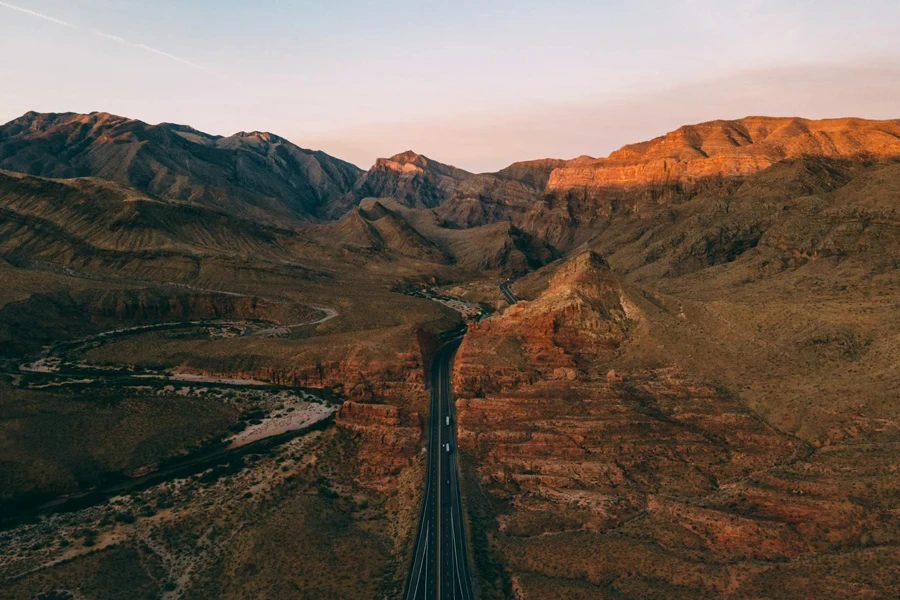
405;336;475;600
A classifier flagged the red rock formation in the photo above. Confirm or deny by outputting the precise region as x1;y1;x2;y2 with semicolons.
450;248;900;598
455;250;636;393
336;401;423;489
546;117;900;194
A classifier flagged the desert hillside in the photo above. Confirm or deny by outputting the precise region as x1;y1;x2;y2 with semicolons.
0;111;362;224
0;112;899;599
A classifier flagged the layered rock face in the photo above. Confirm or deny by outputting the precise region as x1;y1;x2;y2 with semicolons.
456;251;635;393
453;250;900;599
428;117;900;253
335;401;423;489
546;117;900;193
261;349;426;406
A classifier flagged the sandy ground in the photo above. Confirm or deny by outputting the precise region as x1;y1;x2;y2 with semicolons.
228;397;336;448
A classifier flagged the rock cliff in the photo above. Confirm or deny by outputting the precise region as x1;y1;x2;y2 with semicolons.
336;401;423;489
546;117;900;194
451;245;900;598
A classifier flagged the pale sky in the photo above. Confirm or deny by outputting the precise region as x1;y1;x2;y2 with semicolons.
1;0;899;171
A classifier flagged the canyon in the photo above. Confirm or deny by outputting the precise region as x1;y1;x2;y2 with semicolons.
1;111;899;599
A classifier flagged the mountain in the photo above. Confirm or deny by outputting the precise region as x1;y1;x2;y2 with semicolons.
545;116;900;193
0;111;363;224
341;150;472;212
453;169;900;596
0;168;342;288
427;117;900;252
337;118;900;258
3;110;900;600
318;197;558;274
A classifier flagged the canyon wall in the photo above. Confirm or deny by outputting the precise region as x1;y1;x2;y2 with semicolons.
452;249;900;599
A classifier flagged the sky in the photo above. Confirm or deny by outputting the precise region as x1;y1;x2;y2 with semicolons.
1;0;899;172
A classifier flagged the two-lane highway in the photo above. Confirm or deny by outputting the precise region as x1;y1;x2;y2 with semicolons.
405;337;475;600
499;278;518;305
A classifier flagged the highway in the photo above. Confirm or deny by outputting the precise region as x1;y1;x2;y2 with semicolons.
499;278;519;305
404;337;475;600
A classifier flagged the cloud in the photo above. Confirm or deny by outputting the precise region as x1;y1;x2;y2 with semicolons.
0;0;74;27
92;31;203;70
0;1;203;70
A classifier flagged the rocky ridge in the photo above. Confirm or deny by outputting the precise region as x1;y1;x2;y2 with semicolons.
451;246;900;598
546;116;900;193
0;111;362;224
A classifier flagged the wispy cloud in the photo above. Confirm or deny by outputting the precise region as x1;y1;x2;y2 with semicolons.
0;1;203;70
92;31;203;70
0;0;74;27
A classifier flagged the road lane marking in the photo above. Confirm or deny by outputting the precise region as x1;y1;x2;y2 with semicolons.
411;522;428;600
436;352;443;600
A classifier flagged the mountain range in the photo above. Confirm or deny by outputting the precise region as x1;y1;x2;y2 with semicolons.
2;110;900;599
4;111;900;277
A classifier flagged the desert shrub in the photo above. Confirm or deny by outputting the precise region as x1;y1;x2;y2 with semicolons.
115;511;136;524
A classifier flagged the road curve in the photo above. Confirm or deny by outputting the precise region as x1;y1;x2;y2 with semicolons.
405;337;475;600
499;278;518;305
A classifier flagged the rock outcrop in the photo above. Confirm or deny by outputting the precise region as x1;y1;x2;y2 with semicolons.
451;245;900;599
456;250;637;393
336;401;423;489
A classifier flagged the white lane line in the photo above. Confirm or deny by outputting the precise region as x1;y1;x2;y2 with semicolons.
408;370;440;600
410;356;442;600
436;357;443;600
451;512;465;600
411;522;429;600
451;457;470;600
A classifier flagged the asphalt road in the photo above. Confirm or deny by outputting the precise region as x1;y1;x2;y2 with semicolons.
405;337;475;600
499;278;519;305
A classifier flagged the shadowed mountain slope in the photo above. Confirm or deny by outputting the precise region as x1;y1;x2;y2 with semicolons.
338;150;472;213
315;197;558;274
2;110;900;599
0;112;363;224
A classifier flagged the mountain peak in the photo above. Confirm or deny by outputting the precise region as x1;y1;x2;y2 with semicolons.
374;150;470;179
374;150;433;174
231;131;283;143
389;150;426;164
